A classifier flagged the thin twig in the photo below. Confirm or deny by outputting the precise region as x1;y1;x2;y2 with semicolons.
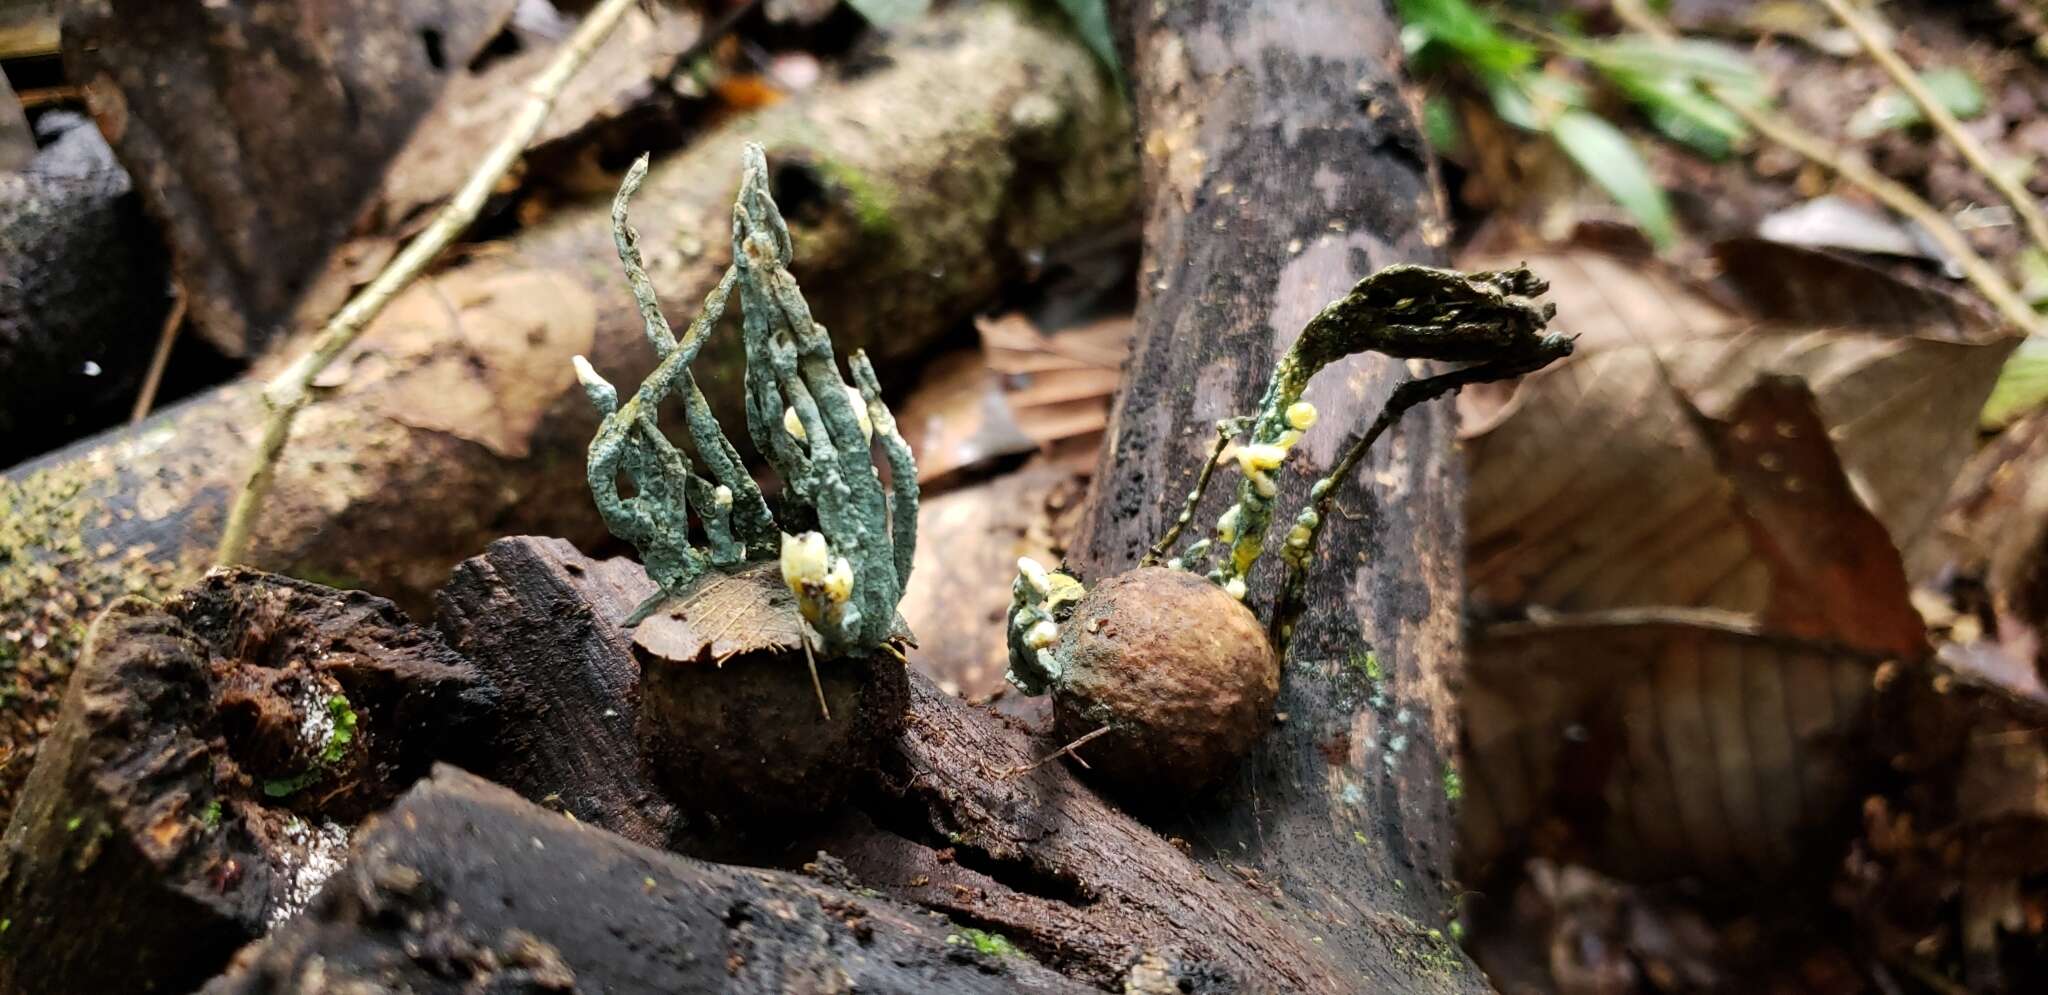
214;0;642;566
1817;0;2048;259
1614;0;2042;335
1000;724;1112;778
801;633;832;721
129;286;185;423
1143;418;1239;566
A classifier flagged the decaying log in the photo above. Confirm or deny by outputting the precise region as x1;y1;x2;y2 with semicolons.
1058;0;1483;990
0;3;1137;820
434;536;684;851
61;0;523;356
425;536;1435;991
0;111;169;466
0;571;490;994
200;765;1095;995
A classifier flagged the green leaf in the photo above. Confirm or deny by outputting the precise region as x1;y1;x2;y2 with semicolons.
1550;108;1677;248
1984;336;2048;429
843;0;930;28
1051;0;1122;85
1605;69;1748;157
1579;35;1759;158
1846;66;1986;139
1482;72;1541;130
321;694;359;765
1395;0;1536;78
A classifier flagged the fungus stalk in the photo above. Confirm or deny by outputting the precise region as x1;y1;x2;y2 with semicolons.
574;143;916;660
1001;263;1569;695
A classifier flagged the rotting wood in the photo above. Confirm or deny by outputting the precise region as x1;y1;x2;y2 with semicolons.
0;571;492;994
60;0;523;356
198;765;1096;995
1061;0;1489;989
0;3;1137;821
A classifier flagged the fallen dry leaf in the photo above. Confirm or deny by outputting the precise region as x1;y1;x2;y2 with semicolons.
634;562;912;666
344;261;597;459
1463;613;1882;881
62;0;525;355
1457;240;2017;883
293;4;703;327
894;349;1037;485
1464;240;2015;620
976;312;1130;473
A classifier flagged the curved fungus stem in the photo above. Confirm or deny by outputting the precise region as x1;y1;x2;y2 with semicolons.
1005;263;1570;695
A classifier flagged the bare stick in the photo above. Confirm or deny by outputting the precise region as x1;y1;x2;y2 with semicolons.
214;0;643;566
129;286;186;423
999;724;1112;778
1143;418;1240;566
1615;0;2042;335
1818;0;2048;259
801;632;832;721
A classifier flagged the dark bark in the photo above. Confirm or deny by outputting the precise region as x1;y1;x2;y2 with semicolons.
424;536;1439;991
1063;0;1484;989
434;536;685;851
0;571;491;994
0;3;1137;820
60;0;522;356
200;765;1095;995
0;111;169;466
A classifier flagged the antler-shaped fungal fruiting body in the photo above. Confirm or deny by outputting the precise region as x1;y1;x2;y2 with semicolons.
994;264;1566;799
1197;265;1569;604
573;144;917;655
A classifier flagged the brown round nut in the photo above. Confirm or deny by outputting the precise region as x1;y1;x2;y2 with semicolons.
1051;566;1279;798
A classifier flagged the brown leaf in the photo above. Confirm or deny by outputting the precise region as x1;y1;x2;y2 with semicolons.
61;0;524;355
1463;614;1882;881
347;262;597;459
1936;407;2048;688
1696;374;1926;659
1463;241;2015;620
894;350;1037;485
976;313;1130;473
294;5;704;327
634;562;914;666
1457;240;2015;884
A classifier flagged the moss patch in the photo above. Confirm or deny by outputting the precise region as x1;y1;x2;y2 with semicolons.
813;158;901;238
947;927;1022;959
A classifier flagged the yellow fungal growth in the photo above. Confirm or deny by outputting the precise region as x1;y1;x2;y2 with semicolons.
1017;556;1052;595
1223;577;1248;601
781;531;844;624
821;556;854;604
1286;401;1318;431
1235;443;1288;474
783;386;874;443
1231;535;1263;576
1215;505;1243;544
1044;571;1087;614
1285;522;1313;550
781;531;830;586
1023;619;1059;650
